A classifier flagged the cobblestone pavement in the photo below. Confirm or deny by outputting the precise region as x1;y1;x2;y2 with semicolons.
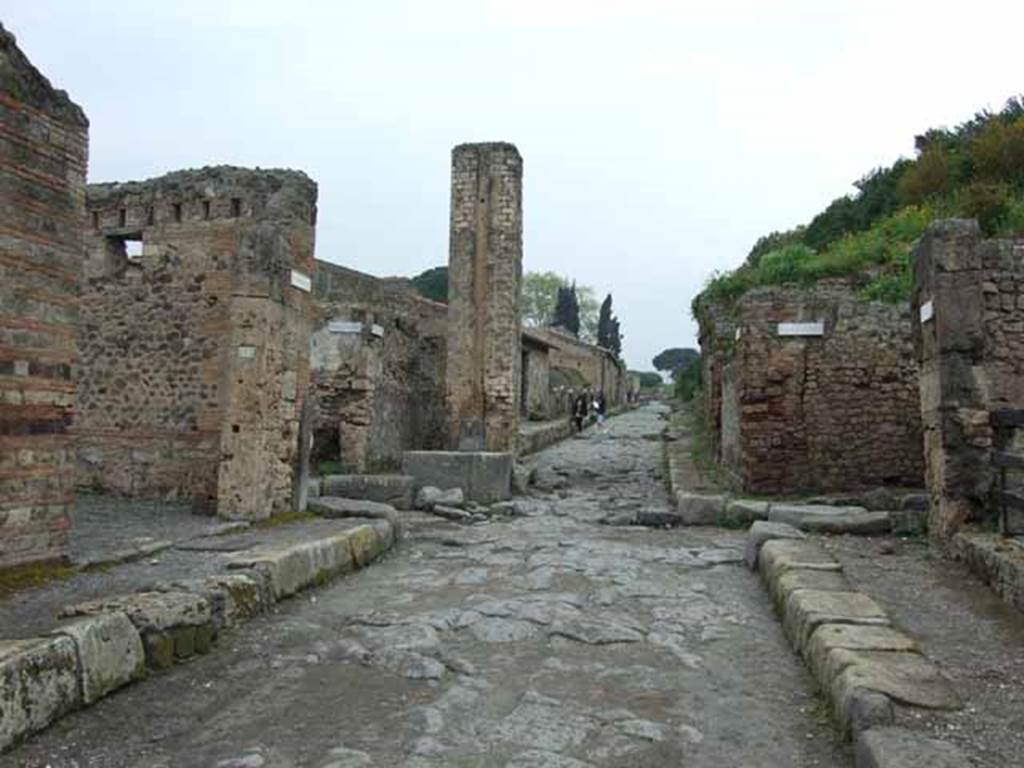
4;404;849;767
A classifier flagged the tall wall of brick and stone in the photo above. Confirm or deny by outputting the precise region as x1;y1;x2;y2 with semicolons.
912;220;1024;538
527;325;627;408
446;143;523;451
696;303;737;463
701;281;923;494
79;167;316;520
311;260;447;472
0;26;88;567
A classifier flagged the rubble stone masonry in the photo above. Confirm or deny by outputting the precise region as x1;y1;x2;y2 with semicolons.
0;25;89;567
311;261;447;472
700;281;923;495
912;220;1024;538
446;143;523;452
78;167;317;520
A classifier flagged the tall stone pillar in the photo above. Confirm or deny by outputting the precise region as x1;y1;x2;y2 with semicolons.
1;25;89;568
446;143;523;452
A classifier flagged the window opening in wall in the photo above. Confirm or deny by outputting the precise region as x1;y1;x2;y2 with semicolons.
173;203;182;223
106;232;144;261
231;198;242;217
118;208;126;227
202;200;211;220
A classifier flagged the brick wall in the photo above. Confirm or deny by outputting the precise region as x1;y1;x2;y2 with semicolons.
446;143;523;451
701;281;923;494
912;220;1024;538
78;167;317;520
311;260;447;472
0;25;88;567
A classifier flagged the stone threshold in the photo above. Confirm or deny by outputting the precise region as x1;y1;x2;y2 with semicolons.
0;512;397;754
744;522;968;767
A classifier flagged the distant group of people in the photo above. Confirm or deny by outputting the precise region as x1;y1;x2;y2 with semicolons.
570;390;607;432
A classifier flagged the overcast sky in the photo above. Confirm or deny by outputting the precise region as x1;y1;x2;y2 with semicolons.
8;1;1024;371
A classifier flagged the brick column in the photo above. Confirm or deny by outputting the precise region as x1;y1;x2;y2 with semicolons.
446;143;523;452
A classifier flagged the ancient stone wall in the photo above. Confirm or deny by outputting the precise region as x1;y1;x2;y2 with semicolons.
78;167;317;520
696;303;737;463
912;220;1024;538
0;25;89;567
702;281;923;494
446;143;523;451
311;261;447;472
521;333;552;420
527;326;627;407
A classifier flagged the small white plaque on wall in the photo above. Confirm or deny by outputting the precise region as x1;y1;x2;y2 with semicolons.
777;322;825;337
237;345;257;359
328;321;362;334
370;324;384;338
290;269;312;292
920;299;934;323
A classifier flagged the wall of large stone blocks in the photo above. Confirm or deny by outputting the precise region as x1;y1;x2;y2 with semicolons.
447;143;523;452
311;261;447;472
703;281;923;494
527;326;627;408
0;26;89;567
78;167;316;520
912;220;1024;538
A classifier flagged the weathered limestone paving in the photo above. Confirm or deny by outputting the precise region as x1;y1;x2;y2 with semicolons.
446;142;523;452
77;167;317;519
2;406;848;767
0;25;89;567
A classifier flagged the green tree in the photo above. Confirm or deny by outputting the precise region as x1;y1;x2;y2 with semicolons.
653;348;699;377
552;283;580;335
521;271;565;326
597;294;613;348
410;266;448;303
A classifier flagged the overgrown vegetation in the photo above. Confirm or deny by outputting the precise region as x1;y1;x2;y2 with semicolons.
697;96;1024;311
410;266;448;303
0;560;76;599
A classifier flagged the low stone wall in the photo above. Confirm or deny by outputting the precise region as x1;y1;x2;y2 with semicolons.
311;261;447;472
698;281;923;495
518;418;573;456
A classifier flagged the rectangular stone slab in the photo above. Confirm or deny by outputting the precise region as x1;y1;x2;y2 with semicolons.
782;590;890;653
402;451;512;504
771;568;852;608
320;474;414;510
229;534;355;599
807;624;918;685
0;636;81;752
759;539;842;594
855;726;969;767
53;611;145;704
744;520;805;570
828;649;962;711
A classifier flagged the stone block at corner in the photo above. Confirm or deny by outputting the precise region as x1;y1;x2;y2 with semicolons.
0;636;81;752
228;536;354;600
53;611;145;704
348;524;385;568
758;539;841;592
854;726;970;768
723;498;769;527
744;520;805;569
675;492;726;525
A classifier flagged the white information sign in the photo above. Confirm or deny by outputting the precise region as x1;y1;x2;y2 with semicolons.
237;345;256;359
290;269;312;292
920;299;934;323
370;324;385;338
777;322;825;337
328;321;362;334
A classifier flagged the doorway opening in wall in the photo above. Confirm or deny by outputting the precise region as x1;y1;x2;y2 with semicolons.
106;233;144;261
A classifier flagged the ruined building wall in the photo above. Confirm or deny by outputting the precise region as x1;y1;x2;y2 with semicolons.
446;143;523;451
521;336;552;420
912;220;1024;538
704;281;923;494
311;261;447;472
0;26;88;567
696;304;737;463
527;326;627;407
78;167;317;520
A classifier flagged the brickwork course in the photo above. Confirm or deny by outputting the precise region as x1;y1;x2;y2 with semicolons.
0;24;89;568
446;143;523;452
913;219;1024;538
698;280;923;495
78;166;318;520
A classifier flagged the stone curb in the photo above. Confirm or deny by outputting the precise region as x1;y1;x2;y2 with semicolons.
745;525;964;759
0;519;396;754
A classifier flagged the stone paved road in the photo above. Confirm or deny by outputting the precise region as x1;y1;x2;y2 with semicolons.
3;404;849;768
